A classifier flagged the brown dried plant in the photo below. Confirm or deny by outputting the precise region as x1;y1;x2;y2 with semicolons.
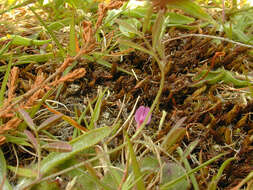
50;68;86;86
7;66;19;103
0;0;121;145
95;1;123;31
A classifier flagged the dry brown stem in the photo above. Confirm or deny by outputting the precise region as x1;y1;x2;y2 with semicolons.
0;136;5;145
50;68;86;86
83;21;95;46
7;67;19;103
0;118;22;145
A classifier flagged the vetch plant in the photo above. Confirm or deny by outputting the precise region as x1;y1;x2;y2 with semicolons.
135;106;152;129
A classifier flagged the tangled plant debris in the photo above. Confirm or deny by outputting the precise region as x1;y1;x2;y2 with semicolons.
0;0;253;190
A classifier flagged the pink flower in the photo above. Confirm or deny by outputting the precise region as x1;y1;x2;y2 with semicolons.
135;106;151;129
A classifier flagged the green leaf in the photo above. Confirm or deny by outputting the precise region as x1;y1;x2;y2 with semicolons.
161;162;189;190
24;130;38;150
192;68;252;87
117;19;143;38
89;88;107;129
68;14;77;56
7;165;37;178
118;39;155;57
38;114;63;131
142;3;152;33
18;108;36;132
40;126;112;174
178;147;198;190
42;141;72;153
4;134;31;147
29;7;66;58
123;6;148;19
152;11;165;59
161;117;187;153
0;35;51;46
102;167;123;189
180;140;199;163
0;149;12;190
166;12;195;24
167;0;214;22
140;156;159;172
160;152;227;190
47;18;72;31
125;133;145;190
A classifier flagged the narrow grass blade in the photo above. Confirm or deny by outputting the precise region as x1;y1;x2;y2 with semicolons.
0;149;12;190
0;41;12;56
208;157;236;190
230;170;253;190
0;52;57;65
68;14;77;56
42;141;72;153
89;88;107;129
0;55;12;107
180;140;199;162
7;165;37;178
29;7;65;57
118;39;155;57
4;134;31;147
125;133;145;190
38;114;63;131
18;108;36;132
178;147;199;190
24;130;38;150
47;18;72;31
45;104;88;132
160;152;228;190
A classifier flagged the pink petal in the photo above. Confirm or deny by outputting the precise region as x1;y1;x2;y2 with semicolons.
143;107;151;124
135;106;152;126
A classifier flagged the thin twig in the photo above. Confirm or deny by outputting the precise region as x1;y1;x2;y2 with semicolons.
164;34;253;48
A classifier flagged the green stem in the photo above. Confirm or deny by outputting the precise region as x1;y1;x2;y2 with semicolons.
132;64;165;140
